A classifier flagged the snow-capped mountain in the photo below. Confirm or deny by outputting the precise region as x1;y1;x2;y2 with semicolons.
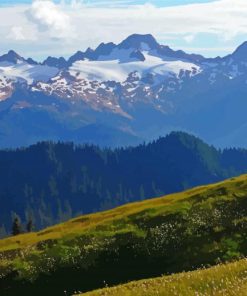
1;34;247;148
0;50;59;101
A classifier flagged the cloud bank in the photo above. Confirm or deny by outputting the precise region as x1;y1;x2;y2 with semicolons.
0;0;246;59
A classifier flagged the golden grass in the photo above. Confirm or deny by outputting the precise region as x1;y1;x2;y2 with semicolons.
80;258;247;296
0;174;245;253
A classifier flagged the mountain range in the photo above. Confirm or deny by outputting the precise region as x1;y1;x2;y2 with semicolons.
1;34;247;148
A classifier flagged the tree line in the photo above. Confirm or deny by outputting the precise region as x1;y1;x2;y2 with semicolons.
12;217;33;236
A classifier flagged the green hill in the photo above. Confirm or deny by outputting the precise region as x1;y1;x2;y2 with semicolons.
82;258;247;296
1;174;247;295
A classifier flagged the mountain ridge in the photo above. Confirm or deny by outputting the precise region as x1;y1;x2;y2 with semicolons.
0;33;207;66
0;34;247;148
2;33;247;70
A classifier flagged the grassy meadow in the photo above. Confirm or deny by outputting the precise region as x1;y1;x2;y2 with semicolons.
82;258;247;296
1;174;247;295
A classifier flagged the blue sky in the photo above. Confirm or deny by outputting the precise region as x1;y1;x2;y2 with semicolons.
0;0;246;60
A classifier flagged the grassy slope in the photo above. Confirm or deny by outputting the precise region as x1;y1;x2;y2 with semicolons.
1;174;247;295
82;258;247;296
0;177;222;253
0;174;243;252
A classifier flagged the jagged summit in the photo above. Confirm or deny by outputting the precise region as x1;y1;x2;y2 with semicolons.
0;50;39;65
118;33;159;50
94;42;116;57
43;56;67;69
43;33;206;67
0;50;25;64
67;50;86;66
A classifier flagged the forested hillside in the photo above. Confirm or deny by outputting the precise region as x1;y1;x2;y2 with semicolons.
1;131;247;235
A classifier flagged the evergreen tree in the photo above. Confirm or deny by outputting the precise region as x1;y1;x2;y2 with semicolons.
26;219;33;232
12;217;21;236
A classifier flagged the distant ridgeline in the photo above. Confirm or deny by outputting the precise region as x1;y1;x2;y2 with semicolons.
1;131;247;237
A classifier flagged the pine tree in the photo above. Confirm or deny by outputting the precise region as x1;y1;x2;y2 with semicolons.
12;217;21;236
26;219;33;232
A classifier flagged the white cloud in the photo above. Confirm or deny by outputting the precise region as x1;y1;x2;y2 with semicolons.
65;0;247;49
26;0;76;39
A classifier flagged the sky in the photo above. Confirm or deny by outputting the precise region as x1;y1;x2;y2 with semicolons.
0;0;246;60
